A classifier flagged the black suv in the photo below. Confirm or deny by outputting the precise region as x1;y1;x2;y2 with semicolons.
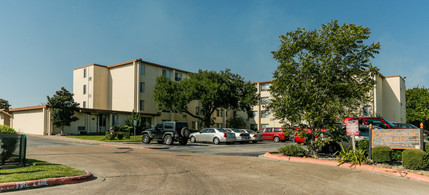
141;121;190;145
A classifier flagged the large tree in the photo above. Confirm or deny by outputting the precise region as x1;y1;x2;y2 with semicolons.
406;87;429;128
0;99;10;109
47;87;79;135
269;20;380;156
153;69;258;128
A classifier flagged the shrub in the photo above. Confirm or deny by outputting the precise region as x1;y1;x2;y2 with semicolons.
425;142;429;153
336;145;368;166
372;146;392;163
278;144;307;157
356;140;369;156
105;131;116;140
0;125;18;163
320;141;341;154
402;149;428;170
117;132;124;140
123;132;130;139
391;150;403;162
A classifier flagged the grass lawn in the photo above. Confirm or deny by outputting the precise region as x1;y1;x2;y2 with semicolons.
67;135;143;142
0;159;85;183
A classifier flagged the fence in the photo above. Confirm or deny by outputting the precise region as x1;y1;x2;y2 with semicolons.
0;134;26;167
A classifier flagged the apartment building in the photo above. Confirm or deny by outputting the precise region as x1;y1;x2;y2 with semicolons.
249;74;406;130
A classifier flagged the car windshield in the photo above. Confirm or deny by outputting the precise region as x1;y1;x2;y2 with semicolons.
383;119;397;128
245;130;254;133
229;129;241;133
217;129;227;133
409;124;419;129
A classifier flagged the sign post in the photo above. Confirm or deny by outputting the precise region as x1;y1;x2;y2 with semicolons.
133;120;137;141
346;119;359;151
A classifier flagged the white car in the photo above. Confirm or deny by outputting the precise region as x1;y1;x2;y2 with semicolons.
189;128;236;144
223;128;250;143
241;129;263;143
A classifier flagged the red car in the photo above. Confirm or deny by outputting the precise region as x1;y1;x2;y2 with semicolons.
343;117;397;136
257;127;288;142
294;128;327;143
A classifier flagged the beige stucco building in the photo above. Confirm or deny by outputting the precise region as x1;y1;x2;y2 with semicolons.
249;74;406;130
0;59;232;135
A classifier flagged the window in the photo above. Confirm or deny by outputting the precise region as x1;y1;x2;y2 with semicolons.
140;82;145;93
196;106;200;115
261;97;269;105
83;68;87;78
225;111;228;117
175;72;182;81
112;114;118;126
140;64;145;75
83;101;86;108
216;110;220;117
83;85;87;95
140;100;144;111
216;123;222;128
261;83;270;91
274;128;281;132
261;110;269;118
200;129;209;133
208;129;215;133
265;128;273;132
221;110;224;117
192;121;196;129
367;119;386;128
253;111;258;119
162;70;171;79
164;122;174;129
250;124;258;131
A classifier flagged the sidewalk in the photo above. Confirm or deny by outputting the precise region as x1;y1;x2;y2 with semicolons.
263;152;429;183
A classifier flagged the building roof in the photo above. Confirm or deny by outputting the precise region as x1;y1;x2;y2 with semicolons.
8;105;47;112
78;108;159;116
74;59;192;74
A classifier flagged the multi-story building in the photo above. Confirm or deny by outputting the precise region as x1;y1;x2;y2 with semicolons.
2;59;232;135
249;74;406;130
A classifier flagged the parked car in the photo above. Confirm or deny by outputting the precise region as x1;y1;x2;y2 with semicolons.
223;128;250;143
294;128;327;143
189;128;236;144
392;122;428;135
241;129;263;143
343;117;398;140
257;127;288;142
141;121;190;145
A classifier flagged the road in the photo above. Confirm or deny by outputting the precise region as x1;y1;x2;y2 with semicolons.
9;136;429;194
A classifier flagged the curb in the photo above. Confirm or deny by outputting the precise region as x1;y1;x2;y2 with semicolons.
264;152;429;183
0;171;94;192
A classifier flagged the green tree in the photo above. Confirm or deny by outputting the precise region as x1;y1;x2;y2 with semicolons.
153;69;258;128
406;87;429;128
227;111;247;129
0;99;10;109
46;87;79;135
270;20;379;157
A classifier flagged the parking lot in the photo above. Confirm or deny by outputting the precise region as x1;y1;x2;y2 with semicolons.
149;141;291;157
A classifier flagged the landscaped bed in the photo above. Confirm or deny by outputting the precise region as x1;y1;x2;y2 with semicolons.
0;159;85;183
67;135;143;142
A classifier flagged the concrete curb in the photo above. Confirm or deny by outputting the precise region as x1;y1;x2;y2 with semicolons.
27;134;170;150
0;171;94;192
264;152;429;183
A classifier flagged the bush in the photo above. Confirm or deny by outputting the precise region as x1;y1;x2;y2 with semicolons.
117;132;124;140
402;149;428;170
320;141;341;154
123;132;130;139
372;146;392;163
278;144;307;157
0;125;18;163
356;140;369;156
425;142;429;153
336;145;368;166
105;131;116;140
391;150;403;162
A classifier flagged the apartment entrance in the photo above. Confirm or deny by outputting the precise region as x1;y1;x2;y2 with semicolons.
98;114;107;132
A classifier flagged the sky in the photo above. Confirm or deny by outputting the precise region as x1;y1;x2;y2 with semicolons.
1;0;429;108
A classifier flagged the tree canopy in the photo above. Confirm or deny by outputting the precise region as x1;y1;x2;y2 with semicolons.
46;87;79;135
406;87;429;128
153;69;258;128
269;20;380;156
0;99;10;109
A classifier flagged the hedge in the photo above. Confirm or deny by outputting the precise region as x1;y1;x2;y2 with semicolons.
402;149;428;170
372;146;392;163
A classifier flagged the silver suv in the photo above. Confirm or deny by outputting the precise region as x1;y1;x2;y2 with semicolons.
141;121;190;145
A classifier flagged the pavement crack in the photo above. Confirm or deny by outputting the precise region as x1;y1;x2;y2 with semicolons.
101;170;194;181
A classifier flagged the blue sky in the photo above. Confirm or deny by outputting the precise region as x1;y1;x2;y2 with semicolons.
1;0;429;108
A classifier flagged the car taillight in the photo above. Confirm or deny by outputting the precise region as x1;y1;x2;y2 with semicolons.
253;135;257;137
224;133;227;137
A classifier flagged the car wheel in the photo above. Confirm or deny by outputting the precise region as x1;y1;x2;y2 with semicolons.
179;139;188;145
181;127;190;138
164;135;173;145
252;141;257;144
142;134;151;144
190;136;196;143
273;136;280;142
213;137;220;145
